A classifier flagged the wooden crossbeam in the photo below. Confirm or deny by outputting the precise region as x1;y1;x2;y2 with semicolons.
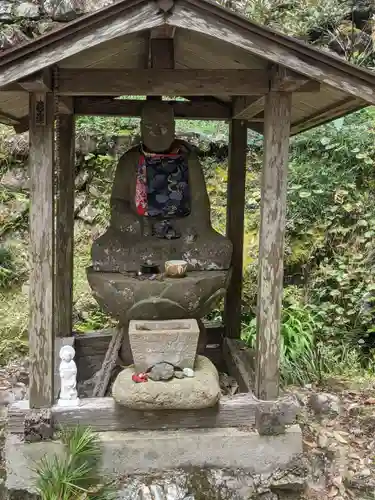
74;97;231;120
57;69;274;96
233;67;320;120
18;69;52;92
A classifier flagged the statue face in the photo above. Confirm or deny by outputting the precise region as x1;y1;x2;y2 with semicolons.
141;101;175;152
60;345;75;362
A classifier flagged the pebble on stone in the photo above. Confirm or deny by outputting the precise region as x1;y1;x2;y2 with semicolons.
183;367;195;378
148;362;174;381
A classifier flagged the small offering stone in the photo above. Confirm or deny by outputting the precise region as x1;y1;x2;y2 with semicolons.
183;367;195;378
148;362;174;381
174;370;185;379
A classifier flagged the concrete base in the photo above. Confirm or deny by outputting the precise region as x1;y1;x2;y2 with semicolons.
6;426;302;493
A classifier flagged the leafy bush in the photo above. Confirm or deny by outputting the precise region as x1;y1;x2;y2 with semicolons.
0;243;28;289
34;426;115;500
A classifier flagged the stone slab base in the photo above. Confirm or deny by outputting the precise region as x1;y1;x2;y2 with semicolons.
5;426;302;493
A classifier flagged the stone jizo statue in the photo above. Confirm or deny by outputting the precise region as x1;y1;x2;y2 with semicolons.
91;100;232;273
58;345;79;407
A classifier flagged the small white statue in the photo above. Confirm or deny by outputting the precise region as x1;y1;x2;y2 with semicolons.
57;345;80;407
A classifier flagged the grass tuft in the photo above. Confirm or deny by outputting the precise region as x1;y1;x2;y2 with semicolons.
34;426;115;500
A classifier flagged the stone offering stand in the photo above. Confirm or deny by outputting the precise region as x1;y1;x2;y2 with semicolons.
1;0;375;494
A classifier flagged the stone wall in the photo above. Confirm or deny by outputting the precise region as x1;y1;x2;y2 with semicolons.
0;0;114;51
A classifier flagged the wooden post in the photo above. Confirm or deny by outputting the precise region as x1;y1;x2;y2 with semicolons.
224;118;247;338
55;104;75;338
29;92;55;408
255;90;292;401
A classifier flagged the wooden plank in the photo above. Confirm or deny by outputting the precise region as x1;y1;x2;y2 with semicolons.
74;97;231;120
55;108;75;339
255;88;292;401
291;97;363;135
224;118;247;338
92;328;124;397
29;92;55;409
172;1;375;104
8;392;299;433
0;2;164;88
57;69;271;96
54;337;75;400
223;338;255;393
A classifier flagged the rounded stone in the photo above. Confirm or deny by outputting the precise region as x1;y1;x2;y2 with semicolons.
148;362;174;381
182;367;194;378
112;356;221;410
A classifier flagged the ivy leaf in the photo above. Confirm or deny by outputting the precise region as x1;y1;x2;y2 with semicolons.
320;137;331;145
299;191;312;198
357;220;368;227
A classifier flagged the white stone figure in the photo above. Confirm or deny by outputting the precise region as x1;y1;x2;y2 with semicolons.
57;345;80;407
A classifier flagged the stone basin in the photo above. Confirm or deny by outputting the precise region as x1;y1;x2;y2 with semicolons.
87;267;231;322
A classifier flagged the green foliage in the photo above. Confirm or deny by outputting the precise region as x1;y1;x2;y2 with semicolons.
34;426;115;500
0;241;28;289
242;287;364;385
219;0;375;70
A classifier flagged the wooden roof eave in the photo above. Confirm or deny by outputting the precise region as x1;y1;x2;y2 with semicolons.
0;0;373;134
0;0;164;88
171;0;375;105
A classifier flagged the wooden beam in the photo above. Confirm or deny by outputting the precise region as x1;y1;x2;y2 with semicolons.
55;105;75;338
170;2;375;105
151;25;176;38
255;88;292;401
58;96;74;114
8;393;299;433
223;338;255;393
224;118;247;338
234;96;265;120
150;38;175;69
74;97;231;120
57;69;271;96
233;68;320;120
18;69;52;92
29;92;55;408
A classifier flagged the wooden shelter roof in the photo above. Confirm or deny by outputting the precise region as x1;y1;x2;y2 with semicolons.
0;0;374;134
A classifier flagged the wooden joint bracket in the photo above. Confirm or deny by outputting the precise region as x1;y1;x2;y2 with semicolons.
156;0;174;13
18;68;52;92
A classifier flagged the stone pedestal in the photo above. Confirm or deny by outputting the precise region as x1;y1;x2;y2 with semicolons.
112;355;221;410
129;319;200;372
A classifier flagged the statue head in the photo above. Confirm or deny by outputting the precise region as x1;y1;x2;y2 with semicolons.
141;100;175;153
59;345;75;362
